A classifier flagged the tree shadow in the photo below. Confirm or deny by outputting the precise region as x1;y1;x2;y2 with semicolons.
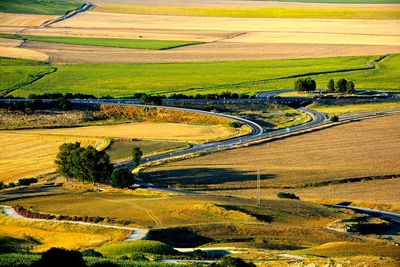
143;168;276;186
149;227;213;248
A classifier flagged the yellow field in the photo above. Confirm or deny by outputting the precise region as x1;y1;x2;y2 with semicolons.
0;132;108;182
144;115;400;194
0;13;56;27
0;212;129;252
13;122;240;143
309;101;400;116
0;38;48;61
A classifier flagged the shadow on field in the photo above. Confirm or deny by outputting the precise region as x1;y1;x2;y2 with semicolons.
144;168;276;185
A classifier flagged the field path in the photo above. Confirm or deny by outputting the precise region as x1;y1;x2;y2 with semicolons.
0;205;149;241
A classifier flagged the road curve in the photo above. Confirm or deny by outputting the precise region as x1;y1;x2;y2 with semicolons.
1;205;149;241
327;205;400;224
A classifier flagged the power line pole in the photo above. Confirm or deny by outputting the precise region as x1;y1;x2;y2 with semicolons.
256;169;261;205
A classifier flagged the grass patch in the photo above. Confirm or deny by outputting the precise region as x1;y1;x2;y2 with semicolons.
106;139;187;162
97;240;178;257
309;101;400;116
0;0;81;15
0;33;203;50
0;213;129;252
94;4;400;20
10;55;390;97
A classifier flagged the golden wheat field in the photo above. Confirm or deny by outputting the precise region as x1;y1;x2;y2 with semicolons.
20;40;400;64
0;13;56;27
0;38;48;61
0;132;108;182
144;115;400;189
14;122;239;143
0;213;129;252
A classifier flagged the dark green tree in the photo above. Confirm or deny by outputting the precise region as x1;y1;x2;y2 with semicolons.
55;142;82;180
327;79;335;93
346;81;355;94
294;77;316;92
111;168;134;189
132;147;143;168
335;78;348;93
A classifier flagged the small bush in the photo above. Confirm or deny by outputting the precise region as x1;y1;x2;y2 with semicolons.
277;192;300;200
18;178;38;186
228;121;244;128
82;250;103;258
330;115;339;122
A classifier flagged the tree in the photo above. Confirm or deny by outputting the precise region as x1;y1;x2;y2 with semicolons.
294;77;316;92
132;147;143;168
32;248;87;267
111;168;134;188
346;81;355;94
335;78;348;93
327;79;335;93
55;143;113;184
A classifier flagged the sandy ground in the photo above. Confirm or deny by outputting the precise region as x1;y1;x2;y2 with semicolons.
0;38;48;61
0;13;57;27
23;41;400;64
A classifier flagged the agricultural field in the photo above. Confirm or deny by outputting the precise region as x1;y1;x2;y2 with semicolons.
0;212;129;252
0;34;203;50
309;101;400;116
11;55;400;97
142;115;400;203
0;0;81;15
93;3;400;19
0;132;108;182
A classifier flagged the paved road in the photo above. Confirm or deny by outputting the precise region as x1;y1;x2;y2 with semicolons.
1;205;149;241
327;205;400;224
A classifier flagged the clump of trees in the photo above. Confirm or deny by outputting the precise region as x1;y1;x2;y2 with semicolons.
111;168;134;189
327;79;355;94
140;94;163;105
294;77;316;92
55;142;113;184
277;192;300;200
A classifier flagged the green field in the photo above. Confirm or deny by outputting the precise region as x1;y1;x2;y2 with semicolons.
0;0;81;15
9;54;400;97
0;57;53;96
0;33;202;50
97;240;178;258
94;4;400;20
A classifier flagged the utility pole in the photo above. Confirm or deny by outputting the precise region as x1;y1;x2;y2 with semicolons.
97;80;100;104
256;169;261;205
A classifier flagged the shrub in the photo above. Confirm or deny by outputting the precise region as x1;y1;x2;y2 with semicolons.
277;192;300;200
330;115;339;122
82;250;103;258
31;248;87;267
228;121;244;128
17;178;38;186
294;77;316;92
210;256;255;267
111;168;134;189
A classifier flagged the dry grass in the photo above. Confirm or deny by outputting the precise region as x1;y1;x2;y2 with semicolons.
144;115;400;191
0;13;56;27
0;37;48;61
56;12;399;38
13;122;239;143
20;40;400;64
0;213;129;252
0;132;108;182
309;101;400;116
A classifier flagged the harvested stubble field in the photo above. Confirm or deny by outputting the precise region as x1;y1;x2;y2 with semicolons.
309;101;400;116
0;132;108;182
143;115;400;190
93;3;400;20
0;212;129;252
0;13;57;27
16;121;240;143
13;55;398;97
20;40;400;64
0;39;48;61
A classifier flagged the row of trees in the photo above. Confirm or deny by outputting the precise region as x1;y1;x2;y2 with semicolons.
55;143;142;188
294;77;356;94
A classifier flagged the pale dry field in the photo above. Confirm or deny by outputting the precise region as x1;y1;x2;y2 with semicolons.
0;12;56;27
144;115;400;188
0;38;48;61
23;40;400;64
0;132;108;182
13;122;238;143
54;12;400;38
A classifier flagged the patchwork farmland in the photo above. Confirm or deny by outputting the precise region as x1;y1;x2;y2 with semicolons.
0;0;399;266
